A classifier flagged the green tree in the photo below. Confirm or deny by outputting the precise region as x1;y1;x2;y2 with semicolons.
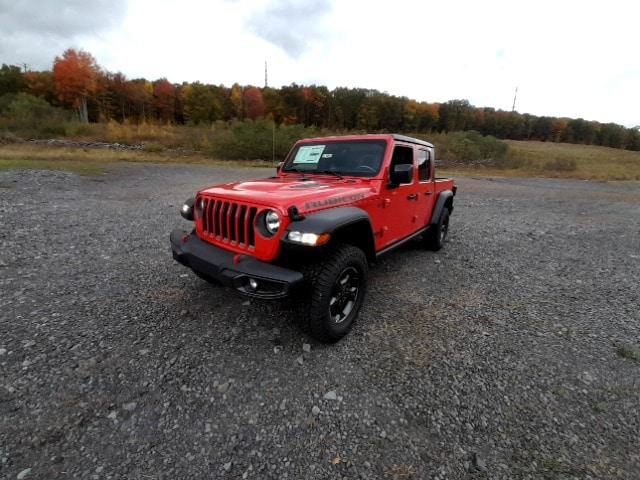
0;64;26;95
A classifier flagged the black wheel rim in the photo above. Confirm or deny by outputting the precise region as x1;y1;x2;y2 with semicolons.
329;267;360;324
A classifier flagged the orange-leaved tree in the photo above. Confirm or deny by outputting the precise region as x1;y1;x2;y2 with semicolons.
53;49;99;123
243;87;265;120
152;79;176;123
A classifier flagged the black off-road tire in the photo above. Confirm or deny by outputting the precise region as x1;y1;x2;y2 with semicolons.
424;208;450;251
298;244;368;343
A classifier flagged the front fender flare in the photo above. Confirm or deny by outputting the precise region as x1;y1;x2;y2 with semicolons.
287;207;371;234
282;207;376;260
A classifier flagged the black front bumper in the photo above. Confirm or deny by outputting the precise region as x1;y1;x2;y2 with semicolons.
170;230;303;299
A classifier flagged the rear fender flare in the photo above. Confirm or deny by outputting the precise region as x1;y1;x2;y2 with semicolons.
430;190;454;225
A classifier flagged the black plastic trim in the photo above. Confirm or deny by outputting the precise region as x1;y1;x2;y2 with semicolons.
375;226;429;258
285;207;372;236
391;134;434;148
170;230;303;299
430;190;454;225
281;207;376;260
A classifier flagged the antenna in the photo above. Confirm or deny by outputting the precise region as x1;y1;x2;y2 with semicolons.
264;61;268;88
511;86;518;112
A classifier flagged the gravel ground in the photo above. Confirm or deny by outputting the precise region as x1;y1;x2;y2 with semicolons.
1;164;639;480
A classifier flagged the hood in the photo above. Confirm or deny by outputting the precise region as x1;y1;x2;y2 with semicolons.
199;176;376;214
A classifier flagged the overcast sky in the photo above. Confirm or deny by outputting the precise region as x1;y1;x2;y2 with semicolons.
1;0;638;126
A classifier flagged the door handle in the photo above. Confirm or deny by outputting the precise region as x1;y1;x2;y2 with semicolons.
425;191;433;196
407;193;418;201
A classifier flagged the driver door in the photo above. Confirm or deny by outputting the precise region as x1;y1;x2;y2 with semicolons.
377;143;420;249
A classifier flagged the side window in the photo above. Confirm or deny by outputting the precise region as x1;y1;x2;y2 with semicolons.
389;145;414;184
418;149;431;181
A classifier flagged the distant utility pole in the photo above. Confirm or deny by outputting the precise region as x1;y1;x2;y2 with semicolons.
264;61;268;88
22;63;29;73
512;86;518;112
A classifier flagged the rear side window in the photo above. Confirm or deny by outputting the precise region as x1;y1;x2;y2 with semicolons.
418;149;430;181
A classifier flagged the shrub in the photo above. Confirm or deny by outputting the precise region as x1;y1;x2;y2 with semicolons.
0;93;70;138
208;120;319;161
0;129;18;144
425;131;508;165
64;122;96;137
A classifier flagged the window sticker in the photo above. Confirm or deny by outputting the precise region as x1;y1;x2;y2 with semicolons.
293;145;325;164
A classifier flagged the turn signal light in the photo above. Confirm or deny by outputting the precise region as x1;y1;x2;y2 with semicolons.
287;231;331;246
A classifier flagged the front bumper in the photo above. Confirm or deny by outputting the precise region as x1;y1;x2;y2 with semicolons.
170;230;303;299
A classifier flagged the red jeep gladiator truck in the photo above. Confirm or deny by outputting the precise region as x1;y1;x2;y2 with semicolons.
171;134;456;342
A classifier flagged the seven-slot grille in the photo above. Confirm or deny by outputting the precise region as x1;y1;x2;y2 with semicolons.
199;198;258;249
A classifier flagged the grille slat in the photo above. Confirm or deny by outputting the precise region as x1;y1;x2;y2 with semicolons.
213;201;221;237
204;199;212;234
200;197;256;250
219;202;227;239
238;205;246;245
229;203;237;242
242;207;250;246
209;200;217;236
247;207;257;247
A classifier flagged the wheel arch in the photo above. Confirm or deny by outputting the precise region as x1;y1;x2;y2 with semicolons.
284;207;376;262
430;190;454;225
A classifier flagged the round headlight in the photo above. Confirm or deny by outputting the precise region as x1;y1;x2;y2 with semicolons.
181;197;195;221
265;210;280;234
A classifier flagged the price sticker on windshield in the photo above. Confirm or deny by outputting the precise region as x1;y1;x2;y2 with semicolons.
293;145;325;164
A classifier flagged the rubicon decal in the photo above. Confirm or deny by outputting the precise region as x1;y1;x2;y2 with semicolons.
305;193;366;210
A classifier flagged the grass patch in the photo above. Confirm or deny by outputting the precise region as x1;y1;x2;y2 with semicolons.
439;140;640;180
3;132;640;182
615;345;640;362
0;144;277;175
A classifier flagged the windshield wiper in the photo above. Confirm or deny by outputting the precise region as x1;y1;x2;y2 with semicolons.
316;170;344;180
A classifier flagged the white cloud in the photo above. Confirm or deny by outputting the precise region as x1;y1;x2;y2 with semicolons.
3;0;639;126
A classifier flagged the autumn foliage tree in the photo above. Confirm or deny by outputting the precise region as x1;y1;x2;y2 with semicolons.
243;87;265;120
53;49;99;123
1;48;638;152
152;79;176;123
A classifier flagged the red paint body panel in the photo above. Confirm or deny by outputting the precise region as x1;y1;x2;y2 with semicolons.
194;134;455;261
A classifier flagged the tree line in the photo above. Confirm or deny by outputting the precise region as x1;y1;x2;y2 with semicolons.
1;49;638;151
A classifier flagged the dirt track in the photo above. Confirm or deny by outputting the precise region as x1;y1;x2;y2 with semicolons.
1;164;639;479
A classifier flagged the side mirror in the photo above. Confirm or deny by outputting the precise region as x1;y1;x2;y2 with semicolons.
389;164;413;187
276;161;284;173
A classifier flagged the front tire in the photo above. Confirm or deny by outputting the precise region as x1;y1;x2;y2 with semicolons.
300;244;368;343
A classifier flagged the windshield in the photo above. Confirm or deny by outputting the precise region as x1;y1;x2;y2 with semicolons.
282;140;386;177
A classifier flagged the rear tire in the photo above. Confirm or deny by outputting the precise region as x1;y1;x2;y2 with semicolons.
424;208;450;251
298;244;368;343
